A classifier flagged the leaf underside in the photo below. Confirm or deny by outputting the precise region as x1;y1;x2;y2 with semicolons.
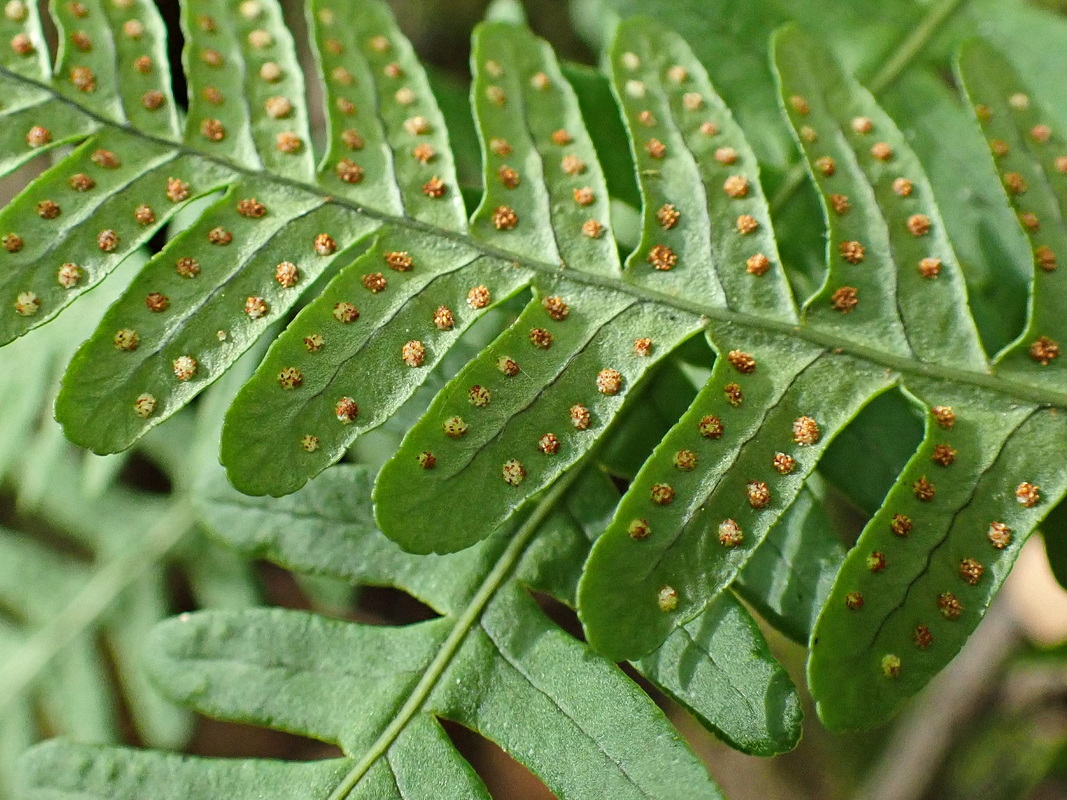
0;3;1064;795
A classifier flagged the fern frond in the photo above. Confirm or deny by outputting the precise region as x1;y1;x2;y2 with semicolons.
21;445;802;797
0;265;260;796
0;0;1064;749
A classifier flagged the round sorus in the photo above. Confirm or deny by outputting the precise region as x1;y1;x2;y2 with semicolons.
385;251;413;272
56;262;82;288
913;476;936;501
498;166;520;189
988;521;1012;549
932;444;957;466
401;340;426;367
831;286;858;312
341;129;364;150
314;234;337;256
840;240;865;263
467;285;490;309
244;296;268;319
275;261;300;288
656;204;680;229
596;368;623;395
673;449;697;471
651;483;675;505
538;433;560;455
1016;481;1040;507
37;200;60;219
26;126;51;147
726;350;756;373
335;397;359;423
433;306;454;330
736;214;759;234
570;404;590;430
422;176;446;198
276;132;302;153
718;519;743;547
468;385;491;407
958;558;984;586
628;519;651;540
1029;336;1059;365
871;142;894;161
746;253;771;275
277;367;303;389
914;625;933;649
890;514;912;537
68;173;95;191
745;480;771;509
333;302;359;323
529;328;553;349
772;452;796;474
491;206;518;230
236;198;266;217
698;415;724;439
362;273;387;292
502;459;526;486
175;257;200;278
919;257;942;279
724;382;743;406
14;291;40;315
542;295;569;321
937;592;963;620
336;158;364;184
881;654;901;679
792;416;820;445
133;393;156;418
658;585;679;612
907;214;932;236
172;355;198;381
646;244;677;271
167;178;191;203
442;416;468;438
113;329;139;351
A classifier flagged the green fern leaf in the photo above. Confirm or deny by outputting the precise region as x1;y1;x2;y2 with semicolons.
795;31;1067;730
0;0;1064;752
0;267;260;796
20;446;803;797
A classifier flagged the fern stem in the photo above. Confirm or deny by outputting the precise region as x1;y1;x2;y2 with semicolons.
866;0;969;96
769;0;969;213
327;471;583;800
0;502;194;717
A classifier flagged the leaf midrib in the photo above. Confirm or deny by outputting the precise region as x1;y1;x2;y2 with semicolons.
325;469;581;800
3;65;1063;410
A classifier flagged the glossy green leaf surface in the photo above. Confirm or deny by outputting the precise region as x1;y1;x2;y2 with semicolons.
0;0;1065;775
956;40;1067;387
734;484;846;645
27;458;747;799
197;459;800;758
809;385;1067;729
0;256;259;793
